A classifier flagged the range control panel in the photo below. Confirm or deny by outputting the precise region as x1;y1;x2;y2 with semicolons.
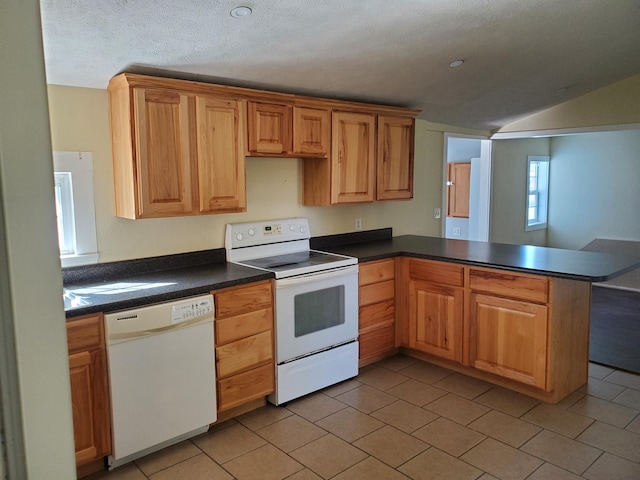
225;218;310;249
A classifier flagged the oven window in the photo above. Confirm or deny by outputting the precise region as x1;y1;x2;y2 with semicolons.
294;285;345;337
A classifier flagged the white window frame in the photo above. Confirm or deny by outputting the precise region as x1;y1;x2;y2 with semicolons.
525;155;550;232
53;151;99;267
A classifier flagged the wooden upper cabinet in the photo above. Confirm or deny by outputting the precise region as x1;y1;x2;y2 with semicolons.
109;73;419;215
447;162;471;218
293;106;330;156
109;75;248;218
196;96;246;213
377;116;414;200
247;101;293;155
132;87;196;218
331;111;376;204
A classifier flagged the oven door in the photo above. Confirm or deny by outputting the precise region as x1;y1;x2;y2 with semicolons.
275;265;358;364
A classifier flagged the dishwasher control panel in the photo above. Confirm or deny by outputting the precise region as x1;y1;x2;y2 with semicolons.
171;297;214;324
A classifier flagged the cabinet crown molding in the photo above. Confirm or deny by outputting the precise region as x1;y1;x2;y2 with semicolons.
108;72;421;118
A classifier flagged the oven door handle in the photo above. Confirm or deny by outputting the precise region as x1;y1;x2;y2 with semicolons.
276;264;358;287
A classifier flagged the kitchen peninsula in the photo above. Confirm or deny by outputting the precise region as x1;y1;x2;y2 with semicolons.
315;231;640;404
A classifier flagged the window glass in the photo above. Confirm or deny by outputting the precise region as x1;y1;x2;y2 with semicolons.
54;172;75;255
526;156;550;231
294;285;345;337
53;152;98;267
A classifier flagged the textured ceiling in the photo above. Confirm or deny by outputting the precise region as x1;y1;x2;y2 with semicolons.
39;0;640;130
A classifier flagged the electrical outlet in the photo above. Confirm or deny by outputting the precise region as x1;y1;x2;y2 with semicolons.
452;227;461;236
355;218;362;230
434;208;441;219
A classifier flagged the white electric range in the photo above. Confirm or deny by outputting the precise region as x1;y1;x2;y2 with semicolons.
226;218;359;405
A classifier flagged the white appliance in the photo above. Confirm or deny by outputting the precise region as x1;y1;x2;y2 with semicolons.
226;218;359;405
104;295;217;469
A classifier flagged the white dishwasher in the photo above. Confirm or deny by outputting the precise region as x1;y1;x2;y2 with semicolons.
105;294;217;469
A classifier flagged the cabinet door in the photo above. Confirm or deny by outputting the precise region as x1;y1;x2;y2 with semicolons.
196;96;247;213
247;101;292;154
409;280;463;362
67;314;111;466
331;111;376;204
69;349;111;466
133;88;196;217
293;106;330;156
469;293;548;389
447;162;471;218
377;116;414;200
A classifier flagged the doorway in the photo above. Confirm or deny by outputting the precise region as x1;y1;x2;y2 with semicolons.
442;134;492;241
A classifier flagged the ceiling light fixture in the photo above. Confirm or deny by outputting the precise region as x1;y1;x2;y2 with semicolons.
555;87;569;95
449;60;464;68
230;6;252;18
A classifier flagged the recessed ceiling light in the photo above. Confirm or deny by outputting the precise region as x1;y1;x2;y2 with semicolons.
449;60;464;68
230;6;252;18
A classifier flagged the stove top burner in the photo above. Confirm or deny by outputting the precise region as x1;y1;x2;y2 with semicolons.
239;250;349;273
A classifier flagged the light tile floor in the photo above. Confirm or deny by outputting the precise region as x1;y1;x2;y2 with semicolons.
87;356;640;480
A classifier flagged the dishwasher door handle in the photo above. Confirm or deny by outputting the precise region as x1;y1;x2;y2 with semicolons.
106;315;213;345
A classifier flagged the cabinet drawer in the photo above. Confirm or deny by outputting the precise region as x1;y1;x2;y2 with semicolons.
216;331;273;378
67;314;103;353
360;324;395;359
408;259;464;287
360;280;394;306
469;268;548;303
215;308;273;345
217;363;275;411
359;259;395;286
359;300;394;333
214;281;273;319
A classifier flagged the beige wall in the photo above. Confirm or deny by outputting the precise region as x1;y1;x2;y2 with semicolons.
0;1;76;478
490;138;550;246
496;74;640;134
47;85;487;263
547;130;640;249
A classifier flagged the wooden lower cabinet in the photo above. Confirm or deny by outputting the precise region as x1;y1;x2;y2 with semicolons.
469;293;548;388
66;314;111;467
398;259;591;403
358;259;396;365
402;258;464;363
213;281;275;413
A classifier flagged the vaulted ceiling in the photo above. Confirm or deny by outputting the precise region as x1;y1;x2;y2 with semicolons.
39;0;640;130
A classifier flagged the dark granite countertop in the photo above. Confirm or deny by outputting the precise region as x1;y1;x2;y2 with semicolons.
63;249;272;318
64;231;640;318
313;232;640;283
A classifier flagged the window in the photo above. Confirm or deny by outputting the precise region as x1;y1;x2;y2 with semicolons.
54;172;75;255
526;155;550;231
53;152;98;267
